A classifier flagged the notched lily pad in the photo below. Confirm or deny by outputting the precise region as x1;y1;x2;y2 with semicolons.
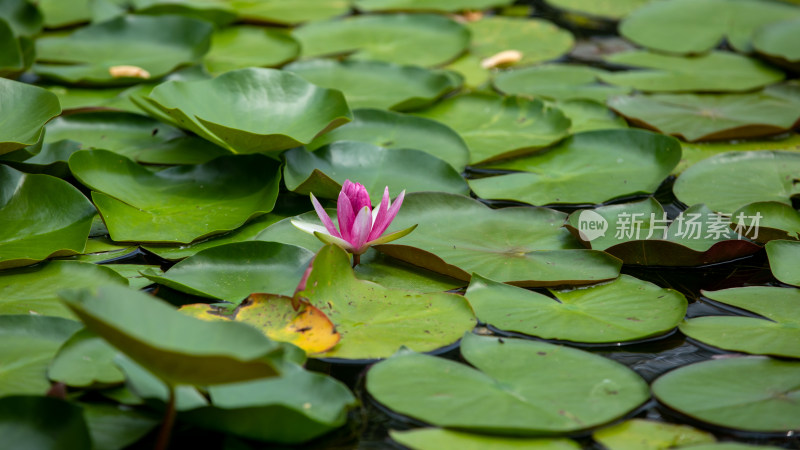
766;240;800;287
367;333;649;435
137;68;352;154
466;274;687;344
69;150;281;244
283;142;469;203
732;202;800;243
0;78;61;155
681;286;800;358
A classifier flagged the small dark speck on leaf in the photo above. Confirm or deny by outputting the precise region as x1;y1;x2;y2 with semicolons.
152;128;158;136
498;338;504;344
296;327;312;333
626;317;642;322
537;351;546;356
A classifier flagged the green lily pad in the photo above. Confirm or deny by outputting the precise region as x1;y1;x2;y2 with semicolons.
0;140;82;178
467;17;574;67
412;93;570;164
673;151;800;214
182;363;356;444
731;202;800;243
608;84;800;142
48;329;125;388
353;249;464;293
390;429;580;450
285;59;460;111
307;108;470;172
544;0;650;20
372;192;622;286
766;240;800;287
676;133;800;174
114;355;209;411
554;99;628;133
565;200;761;266
0;17;31;77
466;274;686;343
142;241;314;303
600;51;784;92
59;285;294;386
291;245;475;360
229;0;351;25
283;143;469;202
293;13;470;67
0;78;61;155
102;264;162;290
494;64;631;103
592;419;716;450
137;68;352;154
142;213;287;260
68;149;281;243
355;0;514;12
0;260;127;318
652;357;800;432
0;0;43;37
367;333;649;434
129;0;237;26
0;166;95;270
0;396;90;450
34;15;213;85
754;18;800;65
619;0;800;54
0;315;81;397
472;129;680;205
204;25;299;74
681;286;800;358
82;402;159;450
36;0;91;27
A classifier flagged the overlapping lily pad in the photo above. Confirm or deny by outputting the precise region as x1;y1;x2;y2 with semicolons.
673;151;800;214
592;419;716;450
472;129;680;205
367;333;649;434
390;429;580;449
676;133;800;174
229;0;351;25
601;51;784;92
0;140;81;178
412;93;571;164
142;241;314;302
34;15;213;85
466;17;574;67
137;68;352;154
732;202;800;243
0;17;32;77
48;329;125;387
371;192;622;286
608;84;800;142
466;274;686;343
355;0;514;12
204;25;299;74
306;108;470;171
619;0;800;54
0;166;95;269
283;143;469;202
129;0;237;27
652;357;800;432
0;78;61;155
290;245;476;360
554;99;628;133
0;396;90;450
0;315;81;397
0;0;43;37
182;364;356;444
293;13;470;67
766;240;800;287
0;260;126;318
545;0;650;20
681;286;800;358
68;150;281;243
285;59;460;111
493;64;631;103
59;285;294;386
754;19;800;67
565;200;761;266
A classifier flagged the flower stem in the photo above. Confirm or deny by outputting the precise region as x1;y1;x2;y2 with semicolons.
154;385;177;450
352;254;360;267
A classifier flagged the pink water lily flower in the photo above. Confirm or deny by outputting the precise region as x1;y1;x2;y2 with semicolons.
292;180;416;264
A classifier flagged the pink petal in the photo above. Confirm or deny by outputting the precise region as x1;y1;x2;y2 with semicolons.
370;189;405;239
311;194;340;238
350;206;373;253
368;187;391;242
337;189;355;242
342;179;371;213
